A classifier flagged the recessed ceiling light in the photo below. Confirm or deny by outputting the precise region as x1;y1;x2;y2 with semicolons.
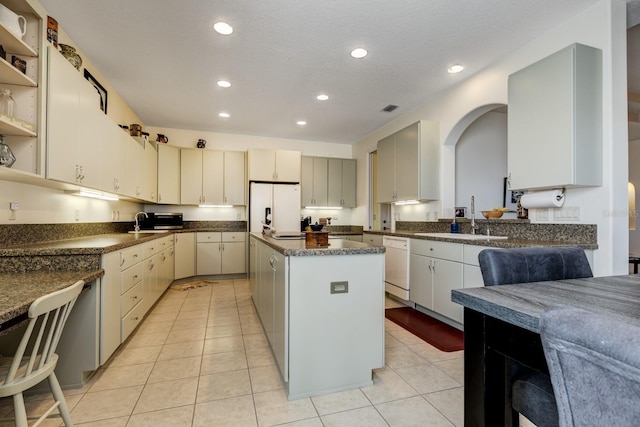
296;120;307;126
350;48;368;59
219;112;230;118
447;64;464;74
316;94;329;101
213;22;233;35
217;80;231;88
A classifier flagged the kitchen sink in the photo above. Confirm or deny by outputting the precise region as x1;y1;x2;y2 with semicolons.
414;232;508;241
128;230;170;234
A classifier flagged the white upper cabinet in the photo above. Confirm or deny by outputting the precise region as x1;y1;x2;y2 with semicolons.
180;149;246;205
301;156;357;208
157;144;180;204
327;158;356;208
46;47;81;184
48;46;110;189
248;149;301;182
376;121;439;203
301;156;328;207
180;149;205;205
507;43;602;191
144;140;158;203
223;151;246;205
47;44;151;199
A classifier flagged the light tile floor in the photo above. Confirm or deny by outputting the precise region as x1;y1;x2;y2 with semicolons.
0;279;464;426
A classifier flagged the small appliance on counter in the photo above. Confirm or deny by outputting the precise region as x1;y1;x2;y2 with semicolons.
301;216;312;231
138;212;183;230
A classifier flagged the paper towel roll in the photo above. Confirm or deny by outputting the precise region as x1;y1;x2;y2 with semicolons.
520;190;565;209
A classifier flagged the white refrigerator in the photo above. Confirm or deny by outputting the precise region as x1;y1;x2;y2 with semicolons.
249;182;301;236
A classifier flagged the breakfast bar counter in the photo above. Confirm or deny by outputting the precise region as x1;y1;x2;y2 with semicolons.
0;269;104;333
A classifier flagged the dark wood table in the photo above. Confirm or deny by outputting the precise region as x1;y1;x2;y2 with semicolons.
451;275;640;427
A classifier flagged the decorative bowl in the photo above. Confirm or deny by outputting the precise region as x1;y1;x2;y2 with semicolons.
309;223;324;232
481;210;504;219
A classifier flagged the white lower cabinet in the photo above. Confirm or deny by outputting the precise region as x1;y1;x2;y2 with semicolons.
462;244;492;289
100;251;122;365
409;239;463;323
174;232;195;279
99;236;174;364
410;240;494;324
196;232;246;275
119;247;144;343
363;234;383;247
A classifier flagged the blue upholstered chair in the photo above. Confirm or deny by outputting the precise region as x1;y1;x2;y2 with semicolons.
540;305;640;426
478;246;593;427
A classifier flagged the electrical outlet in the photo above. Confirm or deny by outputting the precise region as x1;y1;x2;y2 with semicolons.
536;208;550;221
8;201;18;220
236;212;241;220
75;209;80;221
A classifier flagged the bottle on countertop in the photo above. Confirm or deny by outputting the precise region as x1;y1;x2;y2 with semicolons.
450;215;459;233
517;196;529;219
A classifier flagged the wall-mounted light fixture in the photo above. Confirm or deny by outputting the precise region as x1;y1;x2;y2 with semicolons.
304;206;343;210
198;204;233;208
394;200;419;206
66;190;119;201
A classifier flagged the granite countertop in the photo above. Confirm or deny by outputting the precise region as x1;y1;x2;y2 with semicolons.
0;269;104;332
364;230;598;250
451;275;640;333
251;232;385;256
0;227;246;257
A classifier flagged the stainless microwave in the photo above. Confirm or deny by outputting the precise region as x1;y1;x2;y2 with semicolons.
140;212;183;230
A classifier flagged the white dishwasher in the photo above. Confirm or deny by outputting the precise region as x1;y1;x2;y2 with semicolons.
383;236;410;300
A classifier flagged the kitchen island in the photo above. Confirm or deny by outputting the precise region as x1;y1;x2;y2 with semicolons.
249;233;386;400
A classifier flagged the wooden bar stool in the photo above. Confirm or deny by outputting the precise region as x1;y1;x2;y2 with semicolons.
0;280;84;427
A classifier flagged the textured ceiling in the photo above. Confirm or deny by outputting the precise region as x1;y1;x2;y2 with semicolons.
39;0;611;144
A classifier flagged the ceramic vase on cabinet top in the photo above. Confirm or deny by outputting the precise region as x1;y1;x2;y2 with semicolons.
59;44;82;70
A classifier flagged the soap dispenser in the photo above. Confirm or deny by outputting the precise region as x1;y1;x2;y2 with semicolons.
450;215;459;233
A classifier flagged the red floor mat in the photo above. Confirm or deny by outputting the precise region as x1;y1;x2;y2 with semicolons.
385;307;464;352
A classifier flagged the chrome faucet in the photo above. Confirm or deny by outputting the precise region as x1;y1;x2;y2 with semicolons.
470;196;479;235
134;211;148;232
